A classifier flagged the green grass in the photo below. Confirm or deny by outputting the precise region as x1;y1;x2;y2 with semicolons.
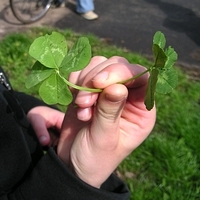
119;67;200;199
0;27;199;199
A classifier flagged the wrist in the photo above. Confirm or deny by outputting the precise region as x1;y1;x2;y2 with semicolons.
57;151;102;188
70;155;116;188
72;165;102;188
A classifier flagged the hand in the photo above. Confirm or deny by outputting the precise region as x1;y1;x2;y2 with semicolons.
57;56;156;188
27;106;64;146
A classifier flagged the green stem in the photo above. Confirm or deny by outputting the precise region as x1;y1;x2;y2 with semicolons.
118;69;150;84
66;79;103;92
58;73;102;92
59;69;149;93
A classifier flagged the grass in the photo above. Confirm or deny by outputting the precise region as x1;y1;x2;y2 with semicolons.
0;27;199;199
119;67;200;199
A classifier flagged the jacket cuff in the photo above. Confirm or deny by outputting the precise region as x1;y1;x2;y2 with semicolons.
13;148;130;200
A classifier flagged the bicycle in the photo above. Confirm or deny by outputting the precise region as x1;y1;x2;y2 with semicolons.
9;0;64;24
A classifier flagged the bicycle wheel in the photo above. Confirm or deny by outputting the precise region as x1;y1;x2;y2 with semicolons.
10;0;52;24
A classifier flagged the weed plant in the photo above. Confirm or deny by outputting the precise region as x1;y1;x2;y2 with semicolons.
0;27;199;200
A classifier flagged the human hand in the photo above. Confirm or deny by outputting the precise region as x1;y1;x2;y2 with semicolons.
57;56;156;188
27;106;64;146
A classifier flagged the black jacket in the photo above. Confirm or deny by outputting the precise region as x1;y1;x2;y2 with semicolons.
0;67;130;200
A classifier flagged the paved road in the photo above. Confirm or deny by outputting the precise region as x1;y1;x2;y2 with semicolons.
1;0;200;68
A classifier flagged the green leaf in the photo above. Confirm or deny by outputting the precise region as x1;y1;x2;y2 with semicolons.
144;43;167;110
59;37;91;78
39;72;73;105
156;67;178;94
29;32;67;69
25;61;54;89
144;31;178;110
144;68;159;111
153;31;166;49
26;30;178;110
164;46;178;69
26;32;92;106
152;44;167;70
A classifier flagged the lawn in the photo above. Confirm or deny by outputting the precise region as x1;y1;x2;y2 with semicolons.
0;27;199;200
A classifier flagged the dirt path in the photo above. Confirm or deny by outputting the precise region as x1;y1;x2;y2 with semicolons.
1;0;200;78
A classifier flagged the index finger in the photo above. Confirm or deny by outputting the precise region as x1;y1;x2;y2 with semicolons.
92;63;148;89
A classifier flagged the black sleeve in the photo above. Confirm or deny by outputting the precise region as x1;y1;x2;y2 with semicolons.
6;148;130;200
14;91;51;114
0;86;130;200
1;65;48;114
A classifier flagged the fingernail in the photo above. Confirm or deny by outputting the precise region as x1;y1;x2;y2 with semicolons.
93;71;109;82
39;136;47;144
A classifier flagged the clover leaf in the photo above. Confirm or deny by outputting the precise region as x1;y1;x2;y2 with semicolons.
26;31;178;111
25;32;91;105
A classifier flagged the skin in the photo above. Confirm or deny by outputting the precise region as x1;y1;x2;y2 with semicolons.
28;56;156;188
27;106;64;146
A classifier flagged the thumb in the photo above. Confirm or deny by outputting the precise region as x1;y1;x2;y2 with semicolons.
89;84;128;149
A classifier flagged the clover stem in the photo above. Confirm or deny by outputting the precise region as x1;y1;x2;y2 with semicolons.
117;69;150;84
58;69;149;93
58;73;102;92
